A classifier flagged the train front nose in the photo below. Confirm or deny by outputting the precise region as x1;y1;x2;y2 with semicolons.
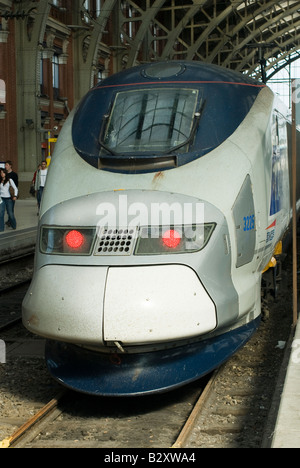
22;190;243;395
23;190;237;347
103;264;217;345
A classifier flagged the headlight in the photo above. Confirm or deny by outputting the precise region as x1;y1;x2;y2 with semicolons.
40;224;215;256
40;227;96;255
134;224;215;255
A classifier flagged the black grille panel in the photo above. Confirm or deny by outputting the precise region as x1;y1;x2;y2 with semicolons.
94;227;138;256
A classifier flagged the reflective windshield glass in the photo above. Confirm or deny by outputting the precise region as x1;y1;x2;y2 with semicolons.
102;88;199;154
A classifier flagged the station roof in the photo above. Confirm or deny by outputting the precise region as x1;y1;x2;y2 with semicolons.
120;1;300;82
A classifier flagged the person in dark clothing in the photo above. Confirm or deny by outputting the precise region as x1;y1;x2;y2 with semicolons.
5;161;18;187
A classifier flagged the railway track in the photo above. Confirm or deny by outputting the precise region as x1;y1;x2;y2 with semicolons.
3;375;214;449
0;294;292;449
1;298;292;450
1;373;210;448
0;251;295;449
0;282;31;332
0;254;33;331
0;254;33;288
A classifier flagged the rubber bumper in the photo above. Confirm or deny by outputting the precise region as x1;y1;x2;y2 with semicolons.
45;317;260;397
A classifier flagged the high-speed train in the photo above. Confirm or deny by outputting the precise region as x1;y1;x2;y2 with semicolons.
23;61;295;396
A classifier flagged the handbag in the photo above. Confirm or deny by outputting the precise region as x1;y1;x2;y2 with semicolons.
8;181;16;199
29;185;36;197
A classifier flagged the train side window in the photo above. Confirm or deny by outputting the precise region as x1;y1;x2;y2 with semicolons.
270;112;288;215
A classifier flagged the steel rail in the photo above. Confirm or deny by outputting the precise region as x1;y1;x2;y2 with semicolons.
0;317;22;333
172;369;219;448
0;391;67;448
0;279;31;296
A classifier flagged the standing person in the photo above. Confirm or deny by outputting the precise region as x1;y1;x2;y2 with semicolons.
0;168;18;232
30;164;41;197
35;160;48;213
31;164;41;188
5;160;18;227
5;160;18;188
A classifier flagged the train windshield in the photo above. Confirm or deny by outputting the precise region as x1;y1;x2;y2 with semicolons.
100;88;199;154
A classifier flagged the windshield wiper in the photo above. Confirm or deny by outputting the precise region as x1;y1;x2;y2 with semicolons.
162;99;206;155
99;140;118;156
98;112;119;156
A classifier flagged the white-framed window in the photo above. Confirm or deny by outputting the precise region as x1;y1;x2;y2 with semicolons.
0;79;6;104
83;0;101;19
95;0;101;16
52;54;60;99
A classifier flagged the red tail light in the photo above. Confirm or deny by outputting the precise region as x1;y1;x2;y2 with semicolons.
65;230;85;249
40;226;96;255
162;229;181;248
135;224;216;255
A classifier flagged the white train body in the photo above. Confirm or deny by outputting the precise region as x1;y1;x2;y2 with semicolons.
22;62;291;395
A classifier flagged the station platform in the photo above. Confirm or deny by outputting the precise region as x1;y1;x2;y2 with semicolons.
0;198;38;261
271;319;300;448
